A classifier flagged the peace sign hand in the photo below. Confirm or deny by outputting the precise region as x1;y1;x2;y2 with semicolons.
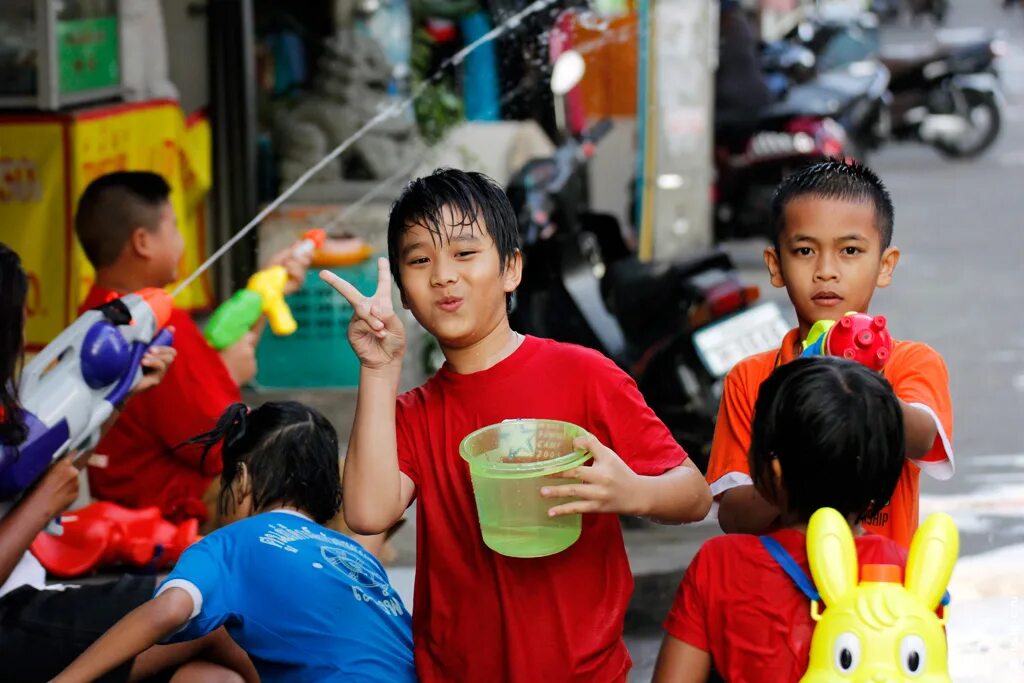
320;258;406;371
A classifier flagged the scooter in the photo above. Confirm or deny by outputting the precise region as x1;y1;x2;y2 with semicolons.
882;32;1005;158
781;16;1005;158
758;39;893;161
506;118;789;469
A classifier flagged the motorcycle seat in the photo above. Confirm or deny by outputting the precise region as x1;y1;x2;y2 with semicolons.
881;54;937;80
605;251;735;342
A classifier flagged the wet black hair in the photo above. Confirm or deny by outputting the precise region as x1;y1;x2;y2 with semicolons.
770;159;894;249
0;243;28;445
75;171;172;268
387;168;520;310
749;356;905;523
181;401;342;524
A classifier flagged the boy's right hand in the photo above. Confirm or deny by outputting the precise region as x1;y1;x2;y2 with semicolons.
218;330;258;387
321;258;405;371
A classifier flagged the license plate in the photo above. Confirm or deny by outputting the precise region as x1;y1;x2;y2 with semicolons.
693;302;790;377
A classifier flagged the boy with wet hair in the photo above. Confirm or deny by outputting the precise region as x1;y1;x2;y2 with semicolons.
323;168;712;681
706;160;954;547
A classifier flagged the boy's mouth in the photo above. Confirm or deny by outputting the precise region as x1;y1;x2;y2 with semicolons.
811;291;844;307
437;296;464;312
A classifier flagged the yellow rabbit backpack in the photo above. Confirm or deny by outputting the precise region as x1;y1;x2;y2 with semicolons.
760;507;959;682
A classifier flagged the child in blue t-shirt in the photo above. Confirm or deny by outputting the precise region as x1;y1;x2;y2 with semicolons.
56;401;415;683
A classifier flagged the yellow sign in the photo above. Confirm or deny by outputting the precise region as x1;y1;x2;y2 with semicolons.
0;121;69;345
0;101;212;349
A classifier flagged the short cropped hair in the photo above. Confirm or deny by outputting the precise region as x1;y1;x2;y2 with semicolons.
770;159;894;249
75;171;172;268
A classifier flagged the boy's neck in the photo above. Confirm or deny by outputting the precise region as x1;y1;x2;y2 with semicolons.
94;267;159;295
441;319;522;375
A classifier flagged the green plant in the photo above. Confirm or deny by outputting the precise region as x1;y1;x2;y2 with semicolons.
411;26;464;144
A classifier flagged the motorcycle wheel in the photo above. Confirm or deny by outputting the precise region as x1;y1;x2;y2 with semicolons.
935;91;1002;159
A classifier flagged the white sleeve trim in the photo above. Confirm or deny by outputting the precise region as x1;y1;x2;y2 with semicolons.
709;471;754;497
907;401;955;481
706;472;754;520
156;579;203;621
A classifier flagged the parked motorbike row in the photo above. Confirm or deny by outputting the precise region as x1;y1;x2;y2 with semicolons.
715;7;1006;242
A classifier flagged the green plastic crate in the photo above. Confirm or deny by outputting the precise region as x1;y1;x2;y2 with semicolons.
254;260;378;389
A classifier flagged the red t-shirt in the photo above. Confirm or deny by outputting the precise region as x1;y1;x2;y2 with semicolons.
79;285;240;523
706;329;954;548
396;335;688;682
663;529;908;683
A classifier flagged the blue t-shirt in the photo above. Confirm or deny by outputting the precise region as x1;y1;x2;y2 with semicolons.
156;510;415;682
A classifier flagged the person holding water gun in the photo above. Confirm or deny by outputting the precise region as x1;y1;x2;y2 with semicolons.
75;172;314;529
705;160;954;548
654;357;942;682
0;243;254;682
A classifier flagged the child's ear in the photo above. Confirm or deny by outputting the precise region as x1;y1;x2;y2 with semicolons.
905;512;959;610
763;246;786;289
806;507;858;607
503;250;524;293
876;246;901;288
130;226;154;260
237;462;251;495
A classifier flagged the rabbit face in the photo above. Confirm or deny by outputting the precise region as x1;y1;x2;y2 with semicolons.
798;508;958;683
801;583;950;682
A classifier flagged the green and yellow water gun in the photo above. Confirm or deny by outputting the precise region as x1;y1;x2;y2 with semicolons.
203;229;326;350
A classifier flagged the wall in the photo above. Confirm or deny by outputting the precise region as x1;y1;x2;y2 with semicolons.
160;0;209;113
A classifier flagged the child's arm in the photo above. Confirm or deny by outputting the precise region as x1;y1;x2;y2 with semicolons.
543;434;711;523
652;636;712;683
53;587;195;683
322;259;415;534
900;399;939;459
0;456;79;585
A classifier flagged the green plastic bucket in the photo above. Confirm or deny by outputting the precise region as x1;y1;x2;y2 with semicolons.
459;419;592;558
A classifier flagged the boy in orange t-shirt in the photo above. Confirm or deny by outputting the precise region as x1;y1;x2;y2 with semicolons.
706;160;953;548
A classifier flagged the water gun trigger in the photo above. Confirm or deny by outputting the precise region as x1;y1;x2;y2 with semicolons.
248;266;296;336
203;231;323;350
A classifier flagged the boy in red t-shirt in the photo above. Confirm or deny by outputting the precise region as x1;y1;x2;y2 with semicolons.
655;357;913;683
321;169;712;682
74;171;309;526
706;160;953;548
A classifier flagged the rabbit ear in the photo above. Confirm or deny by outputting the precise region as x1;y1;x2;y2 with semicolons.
806;508;858;606
905;512;959;609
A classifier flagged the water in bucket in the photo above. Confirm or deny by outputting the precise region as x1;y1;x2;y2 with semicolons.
459;419;592;558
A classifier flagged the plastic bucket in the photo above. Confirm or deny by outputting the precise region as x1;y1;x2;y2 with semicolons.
459;419;591;558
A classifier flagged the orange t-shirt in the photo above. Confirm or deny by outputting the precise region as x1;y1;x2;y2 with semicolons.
705;329;954;548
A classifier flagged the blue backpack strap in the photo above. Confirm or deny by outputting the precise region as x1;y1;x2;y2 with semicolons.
760;536;952;607
760;535;821;602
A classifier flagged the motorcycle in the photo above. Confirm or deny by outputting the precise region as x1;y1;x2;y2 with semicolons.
883;33;1005;158
782;16;1006;159
759;39;893;161
507;120;789;470
713;38;890;243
